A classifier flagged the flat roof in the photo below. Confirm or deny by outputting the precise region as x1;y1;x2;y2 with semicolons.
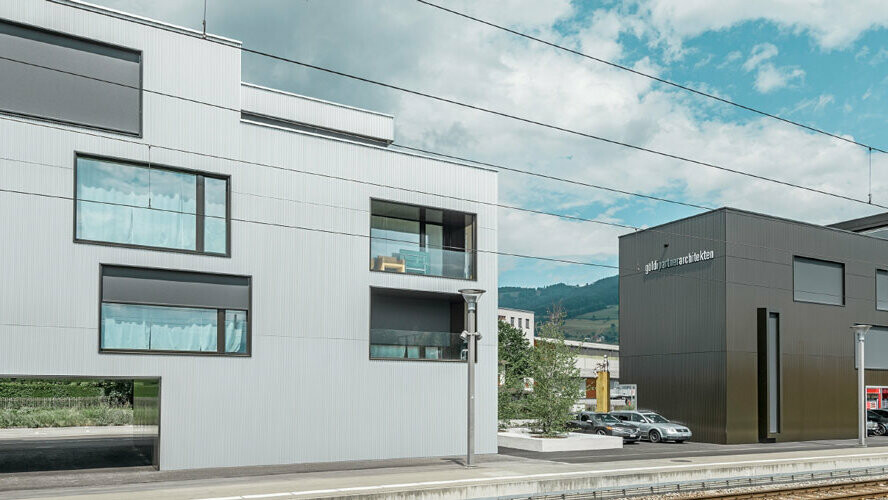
498;307;534;314
619;206;888;245
828;212;888;232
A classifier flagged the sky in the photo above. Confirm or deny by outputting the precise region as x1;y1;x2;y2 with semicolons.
89;0;888;288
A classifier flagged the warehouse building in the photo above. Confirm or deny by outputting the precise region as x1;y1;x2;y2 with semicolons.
620;207;888;444
0;0;497;470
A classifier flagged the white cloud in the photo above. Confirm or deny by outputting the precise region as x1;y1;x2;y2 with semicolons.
634;0;888;55
742;43;778;71
753;64;805;93
741;44;804;93
85;0;883;283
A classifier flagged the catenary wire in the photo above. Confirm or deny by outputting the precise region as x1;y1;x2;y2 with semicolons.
0;184;874;304
414;0;888;155
4;117;888;277
12;4;885;208
0;52;882;217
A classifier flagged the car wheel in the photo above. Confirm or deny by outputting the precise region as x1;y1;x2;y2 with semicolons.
879;424;887;436
596;430;607;435
649;430;662;443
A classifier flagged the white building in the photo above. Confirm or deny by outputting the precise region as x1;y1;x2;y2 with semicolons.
0;0;498;470
498;307;534;344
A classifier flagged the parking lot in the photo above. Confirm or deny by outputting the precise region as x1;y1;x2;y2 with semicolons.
500;435;888;464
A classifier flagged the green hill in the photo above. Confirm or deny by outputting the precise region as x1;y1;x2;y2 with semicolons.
498;275;619;344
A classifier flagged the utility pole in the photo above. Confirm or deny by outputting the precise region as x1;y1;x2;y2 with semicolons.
852;324;871;447
459;288;485;467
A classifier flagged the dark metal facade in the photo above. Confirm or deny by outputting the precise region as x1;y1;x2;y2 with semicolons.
620;208;888;444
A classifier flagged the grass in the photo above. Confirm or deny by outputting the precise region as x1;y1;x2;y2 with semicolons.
0;406;133;428
563;305;619;343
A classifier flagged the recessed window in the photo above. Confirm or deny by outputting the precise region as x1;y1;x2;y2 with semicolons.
100;265;250;355
0;20;141;135
369;200;476;280
75;156;229;255
878;270;888;311
370;288;473;361
792;256;844;306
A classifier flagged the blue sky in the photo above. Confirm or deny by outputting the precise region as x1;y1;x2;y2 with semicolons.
92;0;888;288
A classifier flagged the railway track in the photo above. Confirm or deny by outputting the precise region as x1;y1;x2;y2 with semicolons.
689;478;888;499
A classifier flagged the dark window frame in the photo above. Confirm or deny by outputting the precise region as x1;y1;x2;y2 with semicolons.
0;17;143;137
97;264;251;357
791;255;845;307
368;198;478;281
877;269;888;312
73;153;232;257
367;286;477;363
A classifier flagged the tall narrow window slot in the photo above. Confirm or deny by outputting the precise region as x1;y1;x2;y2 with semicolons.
757;308;781;440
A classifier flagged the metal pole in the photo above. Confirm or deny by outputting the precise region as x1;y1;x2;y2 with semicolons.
858;329;867;446
466;303;476;467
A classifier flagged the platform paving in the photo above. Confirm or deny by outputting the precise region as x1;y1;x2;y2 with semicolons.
4;437;888;499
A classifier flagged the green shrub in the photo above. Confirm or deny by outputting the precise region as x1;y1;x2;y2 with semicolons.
0;379;104;398
0;406;133;428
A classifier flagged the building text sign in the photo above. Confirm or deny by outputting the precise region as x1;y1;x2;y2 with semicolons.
645;250;715;275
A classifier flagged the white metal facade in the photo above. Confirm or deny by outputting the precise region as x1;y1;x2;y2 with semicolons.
0;0;498;470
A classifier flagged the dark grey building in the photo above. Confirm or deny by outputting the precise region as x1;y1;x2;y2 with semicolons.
619;208;888;444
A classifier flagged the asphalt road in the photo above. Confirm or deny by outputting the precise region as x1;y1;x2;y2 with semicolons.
0;436;153;473
499;435;888;463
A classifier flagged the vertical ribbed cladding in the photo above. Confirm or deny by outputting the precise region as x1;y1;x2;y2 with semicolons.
619;209;728;443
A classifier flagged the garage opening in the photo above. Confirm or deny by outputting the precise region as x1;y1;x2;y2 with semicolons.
0;377;160;472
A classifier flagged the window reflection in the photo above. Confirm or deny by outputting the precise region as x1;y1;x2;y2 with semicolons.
369;200;476;279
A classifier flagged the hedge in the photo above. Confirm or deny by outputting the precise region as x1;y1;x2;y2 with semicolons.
0;380;104;398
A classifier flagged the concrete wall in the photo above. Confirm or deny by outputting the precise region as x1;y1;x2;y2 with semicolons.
619;209;727;443
0;0;498;470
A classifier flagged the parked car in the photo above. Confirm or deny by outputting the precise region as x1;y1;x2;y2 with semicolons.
610;410;692;443
568;412;641;442
868;410;888;435
869;419;879;435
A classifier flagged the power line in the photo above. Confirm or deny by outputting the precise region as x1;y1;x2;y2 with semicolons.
414;0;888;155
5;153;888;286
0;184;873;304
1;52;881;212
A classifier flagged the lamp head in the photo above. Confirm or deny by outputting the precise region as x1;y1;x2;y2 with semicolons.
852;324;872;340
458;289;486;310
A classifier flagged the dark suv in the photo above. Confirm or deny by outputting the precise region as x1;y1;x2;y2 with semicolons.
568;411;640;442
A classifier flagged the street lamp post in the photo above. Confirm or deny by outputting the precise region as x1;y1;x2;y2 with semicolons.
852;324;872;447
459;288;485;467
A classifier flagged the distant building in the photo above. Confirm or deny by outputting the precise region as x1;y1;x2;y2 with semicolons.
498;307;534;344
621;207;888;444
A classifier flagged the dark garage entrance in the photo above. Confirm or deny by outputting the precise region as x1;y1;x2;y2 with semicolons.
0;377;160;473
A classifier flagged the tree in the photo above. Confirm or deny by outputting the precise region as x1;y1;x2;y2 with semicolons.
498;320;532;426
525;305;580;436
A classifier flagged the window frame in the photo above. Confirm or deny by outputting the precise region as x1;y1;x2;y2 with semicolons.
877;269;888;311
73;153;231;257
0;18;143;137
791;255;845;307
368;198;478;281
97;263;251;357
367;286;477;363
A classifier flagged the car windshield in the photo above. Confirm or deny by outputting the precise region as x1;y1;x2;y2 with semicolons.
643;413;670;423
875;410;888;418
595;414;620;424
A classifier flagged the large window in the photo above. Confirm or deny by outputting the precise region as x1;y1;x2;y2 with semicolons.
370;200;476;280
792;256;844;305
0;20;141;135
878;270;888;311
100;265;250;355
76;156;229;255
370;288;473;361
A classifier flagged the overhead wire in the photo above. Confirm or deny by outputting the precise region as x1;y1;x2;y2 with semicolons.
22;2;888;208
414;0;888;155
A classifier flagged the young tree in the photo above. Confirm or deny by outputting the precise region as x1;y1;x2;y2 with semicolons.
526;305;580;436
498;320;532;426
